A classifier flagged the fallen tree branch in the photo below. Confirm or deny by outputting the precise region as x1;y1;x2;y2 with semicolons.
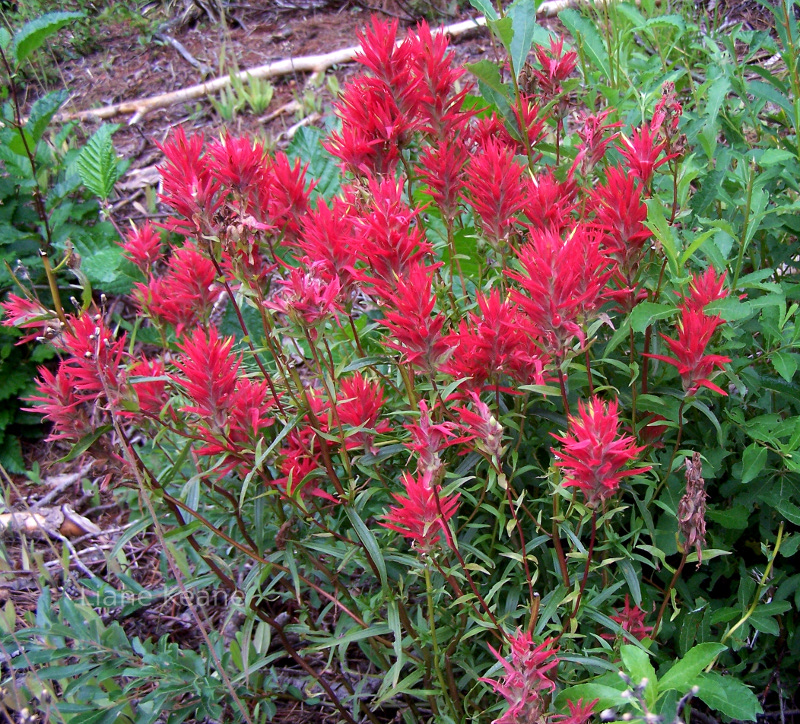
54;0;595;125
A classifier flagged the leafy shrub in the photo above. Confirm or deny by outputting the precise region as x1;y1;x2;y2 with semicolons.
4;1;800;722
0;12;134;470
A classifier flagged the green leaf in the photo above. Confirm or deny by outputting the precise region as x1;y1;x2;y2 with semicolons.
507;0;539;73
620;646;657;708
467;59;512;101
26;90;69;145
658;643;727;693
346;508;388;589
773;352;798;383
776;499;800;525
559;9;611;79
12;11;85;65
468;0;498;20
740;443;767;484
555;684;627;711
629;302;676;333
619;559;642;607
59;425;113;463
695;672;762;721
77;124;121;200
287;126;340;200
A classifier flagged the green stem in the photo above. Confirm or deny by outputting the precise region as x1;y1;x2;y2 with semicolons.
654;549;687;638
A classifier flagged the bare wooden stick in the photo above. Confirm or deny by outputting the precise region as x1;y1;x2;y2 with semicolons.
55;16;490;124
55;0;589;126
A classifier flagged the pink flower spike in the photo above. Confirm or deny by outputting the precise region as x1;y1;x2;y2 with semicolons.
552;397;651;504
480;632;559;724
552;698;600;724
380;470;459;553
608;595;654;641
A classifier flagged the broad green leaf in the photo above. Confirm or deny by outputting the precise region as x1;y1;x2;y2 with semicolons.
776;499;800;525
507;0;538;73
747;79;794;116
488;16;513;52
696;672;762;721
287;126;340;199
467;59;512;101
26;90;68;145
658;643;727;693
773;352;798;383
77;124;121;200
12;11;84;65
629;302;676;333
645;199;680;275
740;443;767;484
559;9;611;79
621;646;657;707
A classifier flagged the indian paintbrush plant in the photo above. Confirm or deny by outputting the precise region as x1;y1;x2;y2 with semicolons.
4;3;800;722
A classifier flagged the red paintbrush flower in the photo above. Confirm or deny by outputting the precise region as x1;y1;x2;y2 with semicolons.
134;244;219;337
297;196;359;297
617;122;675;189
405;19;472;139
381;469;459;553
1;293;57;345
590;165;652;273
381;263;449;375
573;108;622;176
608;595;654;641
336;372;391;453
157;127;222;237
171;327;241;427
356;177;433;300
463;139;528;249
25;366;95;442
508;226;611;356
532;37;577;99
206;133;270;199
451;392;504;460
522;171;576;235
444;290;549;391
121;221;163;272
646;307;731;396
265;261;341;337
552;397;651;504
404;400;461;479
480;632;559;724
683;267;728;312
551;698;599;724
416;138;469;222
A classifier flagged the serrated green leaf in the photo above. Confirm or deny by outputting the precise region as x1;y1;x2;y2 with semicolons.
696;672;762;721
26;90;69;145
12;11;84;65
658;643;727;693
77;124;121;200
287;126;340;200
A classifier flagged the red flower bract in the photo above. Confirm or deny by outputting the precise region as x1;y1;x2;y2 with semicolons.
552;397;651;504
381;470;459;553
